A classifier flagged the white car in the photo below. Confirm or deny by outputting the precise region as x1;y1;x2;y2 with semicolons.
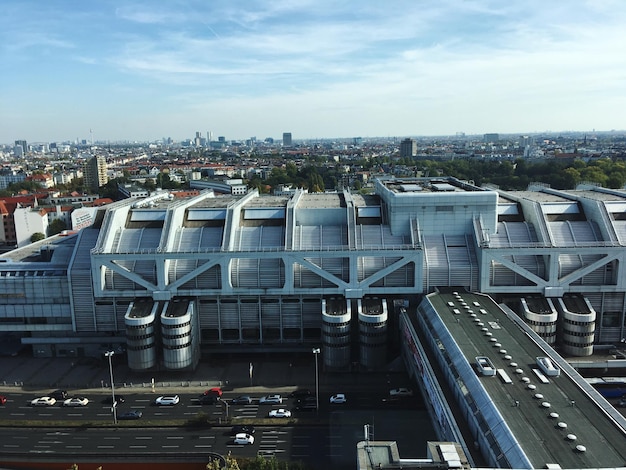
31;396;56;406
268;408;291;418
389;388;413;397
330;393;347;404
259;394;282;404
63;397;89;407
155;395;180;406
233;433;254;445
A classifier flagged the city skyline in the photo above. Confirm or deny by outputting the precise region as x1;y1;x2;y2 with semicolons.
1;0;626;143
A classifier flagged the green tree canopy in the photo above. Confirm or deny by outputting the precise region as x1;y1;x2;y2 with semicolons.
31;232;45;243
48;218;67;236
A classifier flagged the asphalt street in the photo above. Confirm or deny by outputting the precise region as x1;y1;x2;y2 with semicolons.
0;353;436;469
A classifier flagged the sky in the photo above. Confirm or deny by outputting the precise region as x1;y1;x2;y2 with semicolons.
1;0;626;144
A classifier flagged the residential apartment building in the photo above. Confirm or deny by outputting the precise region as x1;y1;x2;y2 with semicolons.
83;156;108;191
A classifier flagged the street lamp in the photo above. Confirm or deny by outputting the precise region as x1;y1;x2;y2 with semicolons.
312;348;321;412
104;351;117;424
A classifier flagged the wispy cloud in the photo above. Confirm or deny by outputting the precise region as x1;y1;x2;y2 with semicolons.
115;4;191;24
2;0;626;141
2;31;74;52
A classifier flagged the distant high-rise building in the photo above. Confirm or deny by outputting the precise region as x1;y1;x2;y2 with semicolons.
83;156;108;191
218;136;226;143
400;138;417;158
519;135;533;147
484;133;499;143
207;131;213;143
282;132;292;146
14;140;27;154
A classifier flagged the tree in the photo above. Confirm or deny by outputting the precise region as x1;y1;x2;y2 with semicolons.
207;452;239;470
48;218;67;236
238;456;311;469
8;180;43;193
144;178;157;191
31;232;45;243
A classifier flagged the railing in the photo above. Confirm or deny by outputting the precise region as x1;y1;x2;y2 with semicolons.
91;243;421;255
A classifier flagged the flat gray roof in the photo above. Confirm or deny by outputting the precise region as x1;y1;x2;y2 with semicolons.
190;195;239;208
382;178;481;194
244;195;290;208
298;192;345;209
429;290;626;469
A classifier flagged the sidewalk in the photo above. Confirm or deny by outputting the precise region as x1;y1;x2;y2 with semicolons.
0;354;400;396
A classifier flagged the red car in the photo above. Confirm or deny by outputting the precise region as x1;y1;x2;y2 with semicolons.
0;395;6;405
203;387;223;398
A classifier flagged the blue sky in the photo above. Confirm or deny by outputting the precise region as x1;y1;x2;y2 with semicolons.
1;0;625;143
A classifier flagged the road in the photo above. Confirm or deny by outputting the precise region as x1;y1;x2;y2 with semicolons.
0;389;426;422
0;390;433;469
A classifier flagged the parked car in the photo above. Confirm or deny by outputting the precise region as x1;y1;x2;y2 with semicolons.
231;395;252;405
233;433;254;445
198;394;220;405
102;394;125;405
330;393;347;404
389;388;413;397
203;387;223;398
259;394;282;404
119;410;143;420
381;396;404;407
268;408;291;418
231;425;255;435
155;395;180;406
294;402;317;412
63;397;89;407
49;390;68;400
0;395;6;405
296;396;317;405
31;396;56;406
288;389;312;398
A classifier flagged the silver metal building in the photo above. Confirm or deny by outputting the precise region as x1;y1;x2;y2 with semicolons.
2;177;626;368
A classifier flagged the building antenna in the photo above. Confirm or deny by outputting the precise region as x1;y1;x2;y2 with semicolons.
90;128;94;146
